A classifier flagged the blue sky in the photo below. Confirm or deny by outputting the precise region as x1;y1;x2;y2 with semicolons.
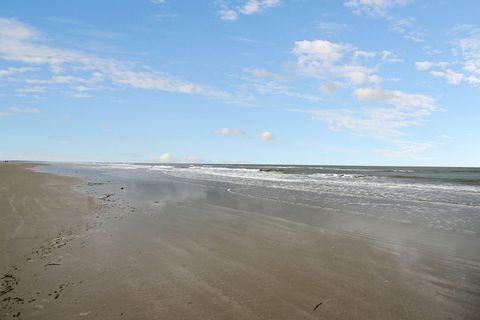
0;0;479;166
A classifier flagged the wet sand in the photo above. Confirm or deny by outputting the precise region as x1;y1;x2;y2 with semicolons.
1;163;479;319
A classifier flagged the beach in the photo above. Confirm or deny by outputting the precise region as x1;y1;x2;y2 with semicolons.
1;162;479;319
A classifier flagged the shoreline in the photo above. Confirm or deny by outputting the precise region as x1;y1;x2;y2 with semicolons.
0;163;95;269
1;163;479;319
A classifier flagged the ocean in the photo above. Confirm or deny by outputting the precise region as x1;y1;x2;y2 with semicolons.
81;163;480;236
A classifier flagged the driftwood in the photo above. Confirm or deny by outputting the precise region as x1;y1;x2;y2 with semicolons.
313;302;323;311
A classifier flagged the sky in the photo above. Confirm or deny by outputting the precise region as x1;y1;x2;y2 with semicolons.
0;0;479;166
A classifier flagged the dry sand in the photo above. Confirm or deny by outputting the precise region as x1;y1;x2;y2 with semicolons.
1;163;479;319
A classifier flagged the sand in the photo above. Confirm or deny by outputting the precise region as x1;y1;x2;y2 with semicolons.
1;163;479;319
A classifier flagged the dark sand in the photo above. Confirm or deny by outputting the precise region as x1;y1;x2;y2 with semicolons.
1;163;479;319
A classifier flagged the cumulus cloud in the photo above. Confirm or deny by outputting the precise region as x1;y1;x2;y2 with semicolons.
294;40;348;63
0;17;228;98
293;39;398;86
305;87;436;137
153;153;172;163
241;0;281;14
219;0;281;21
260;131;273;141
217;128;244;136
293;40;371;84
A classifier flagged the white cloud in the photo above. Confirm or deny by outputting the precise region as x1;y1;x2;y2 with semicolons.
251;68;269;77
379;50;403;63
151;153;205;163
219;6;239;21
387;16;425;43
344;0;409;17
414;61;448;71
26;72;104;85
293;39;397;86
320;81;341;94
251;68;289;81
150;0;166;4
153;153;172;163
8;106;22;113
415;25;480;87
240;0;262;14
353;87;435;110
353;49;402;63
456;34;480;76
1;106;41;117
25;107;40;113
243;70;323;102
0;17;228;98
344;1;424;42
376;141;431;159
260;131;273;141
440;133;453;140
308;108;418;137
294;40;348;64
219;0;281;21
0;66;33;77
16;86;44;94
305;87;436;137
423;46;442;56
316;22;349;36
0;17;39;40
240;0;281;15
217;128;244;136
430;69;464;85
465;75;480;85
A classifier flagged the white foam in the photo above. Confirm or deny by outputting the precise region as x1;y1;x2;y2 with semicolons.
83;163;480;207
153;165;480;207
81;163;150;170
